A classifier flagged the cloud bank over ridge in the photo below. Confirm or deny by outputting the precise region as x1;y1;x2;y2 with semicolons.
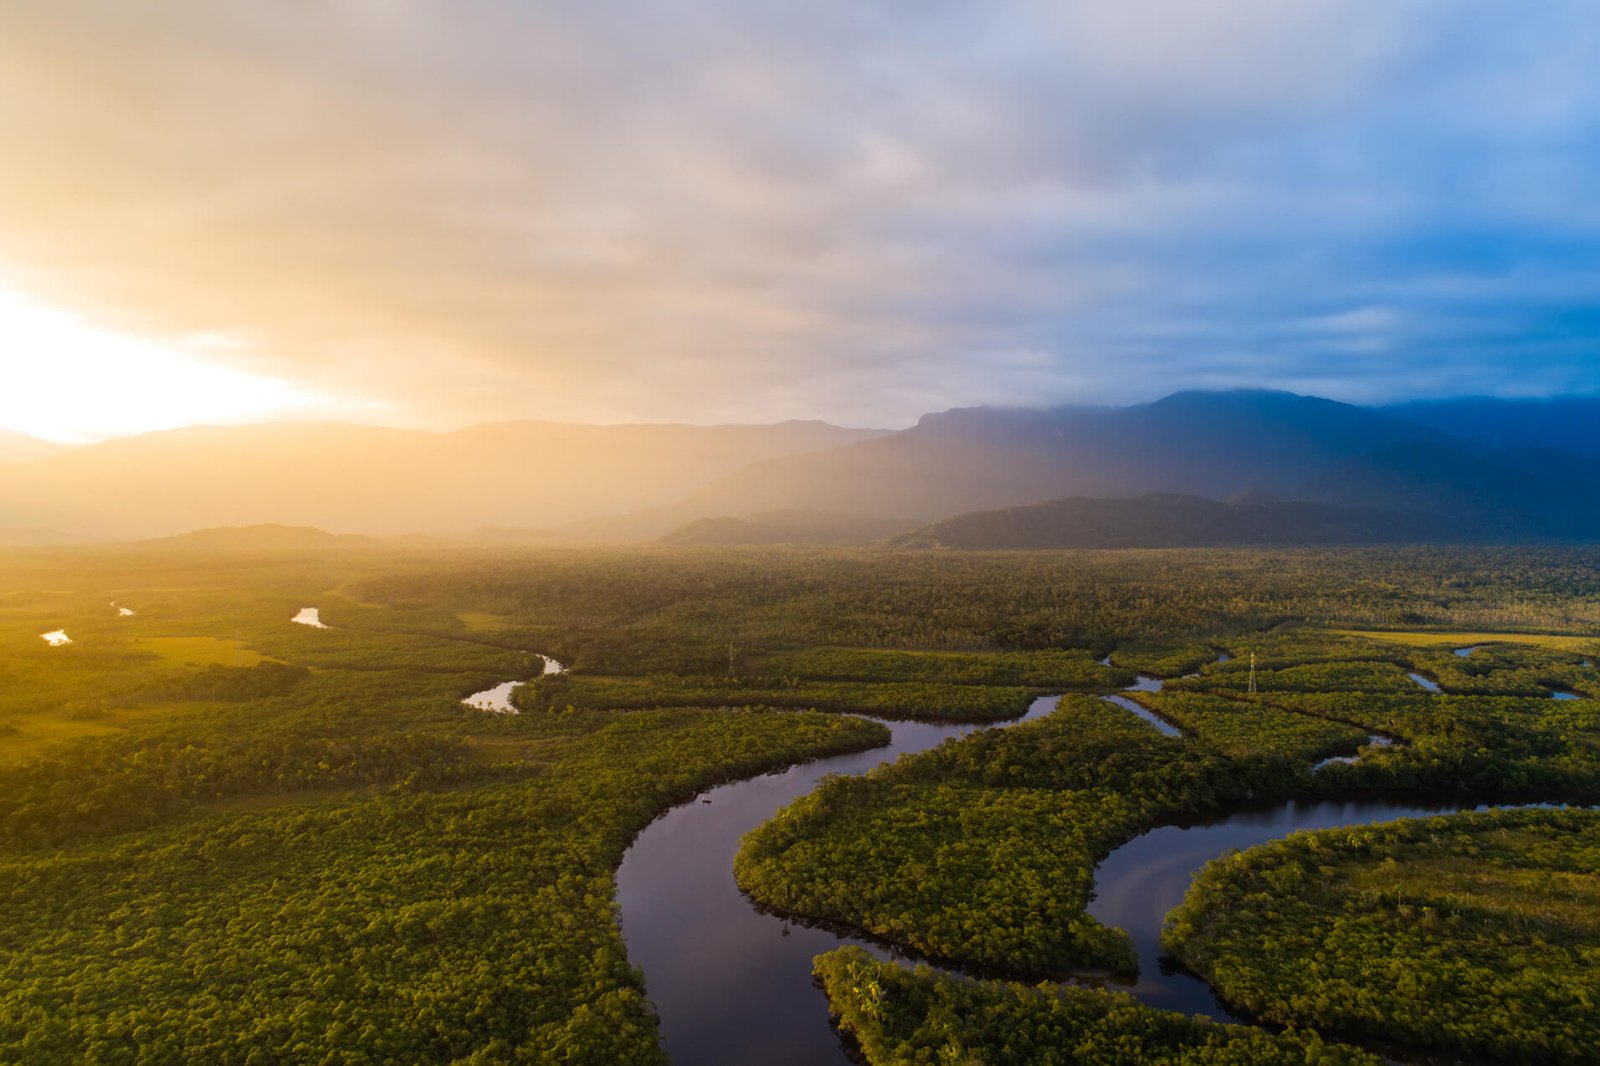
3;1;1598;429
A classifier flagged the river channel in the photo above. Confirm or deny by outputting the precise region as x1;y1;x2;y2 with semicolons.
616;696;1062;1065
614;662;1517;1063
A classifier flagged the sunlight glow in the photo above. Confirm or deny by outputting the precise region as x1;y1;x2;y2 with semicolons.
0;288;330;443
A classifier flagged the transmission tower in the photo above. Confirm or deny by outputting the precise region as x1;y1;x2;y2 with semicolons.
1248;652;1258;695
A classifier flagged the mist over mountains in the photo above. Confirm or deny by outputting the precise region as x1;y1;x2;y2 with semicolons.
0;420;885;540
2;391;1597;546
0;429;67;465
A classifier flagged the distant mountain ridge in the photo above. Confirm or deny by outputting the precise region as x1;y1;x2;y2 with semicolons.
669;389;1453;527
665;388;1452;524
138;524;378;550
1380;397;1600;458
0;429;67;465
4;391;1599;544
893;493;1440;550
660;390;1600;546
0;419;887;538
1303;441;1600;541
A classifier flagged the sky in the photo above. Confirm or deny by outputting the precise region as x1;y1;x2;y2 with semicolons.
2;1;1599;442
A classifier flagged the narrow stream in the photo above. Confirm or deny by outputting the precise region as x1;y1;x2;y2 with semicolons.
1450;644;1590;700
1408;671;1440;692
1312;734;1394;771
1100;685;1177;736
616;660;1524;1063
461;656;567;713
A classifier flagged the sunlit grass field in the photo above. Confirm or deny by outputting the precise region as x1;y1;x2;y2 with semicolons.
136;636;275;666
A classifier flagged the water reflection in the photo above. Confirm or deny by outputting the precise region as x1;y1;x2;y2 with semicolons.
1312;734;1394;771
617;650;1531;1061
461;656;567;714
1102;693;1181;737
1084;796;1493;1019
617;695;1061;1066
1408;671;1440;692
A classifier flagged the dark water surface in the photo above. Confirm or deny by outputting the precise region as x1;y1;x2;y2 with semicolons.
1084;795;1487;1019
616;670;1515;1062
616;696;1061;1065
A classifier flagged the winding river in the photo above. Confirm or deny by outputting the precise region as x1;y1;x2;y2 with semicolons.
1085;794;1488;1020
614;659;1524;1063
616;696;1062;1065
461;656;567;713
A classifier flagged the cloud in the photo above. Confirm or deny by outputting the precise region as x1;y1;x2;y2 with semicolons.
1;0;1597;430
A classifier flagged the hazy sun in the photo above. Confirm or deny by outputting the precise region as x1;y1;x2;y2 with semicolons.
0;288;329;443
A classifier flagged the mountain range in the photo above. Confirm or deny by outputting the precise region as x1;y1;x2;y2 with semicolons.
0;420;885;540
2;391;1597;546
656;391;1600;546
890;493;1441;550
0;429;66;465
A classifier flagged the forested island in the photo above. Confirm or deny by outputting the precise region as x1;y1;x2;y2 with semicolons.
0;540;1596;1062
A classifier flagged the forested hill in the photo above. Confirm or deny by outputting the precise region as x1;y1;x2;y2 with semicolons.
1380;396;1600;457
138;524;380;551
1303;441;1600;542
672;390;1439;528
667;390;1600;544
6;390;1600;544
891;494;1440;550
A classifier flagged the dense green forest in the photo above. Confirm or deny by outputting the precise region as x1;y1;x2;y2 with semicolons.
736;695;1289;975
513;672;1044;722
735;632;1599;983
1165;808;1600;1064
813;947;1381;1065
0;541;1596;1061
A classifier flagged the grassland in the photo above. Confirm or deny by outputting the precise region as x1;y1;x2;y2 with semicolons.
136;635;274;666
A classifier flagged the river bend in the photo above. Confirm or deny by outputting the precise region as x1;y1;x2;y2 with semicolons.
615;664;1522;1062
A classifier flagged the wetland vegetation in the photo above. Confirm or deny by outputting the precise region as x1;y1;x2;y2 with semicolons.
0;541;1596;1062
813;947;1382;1065
1166;807;1600;1064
